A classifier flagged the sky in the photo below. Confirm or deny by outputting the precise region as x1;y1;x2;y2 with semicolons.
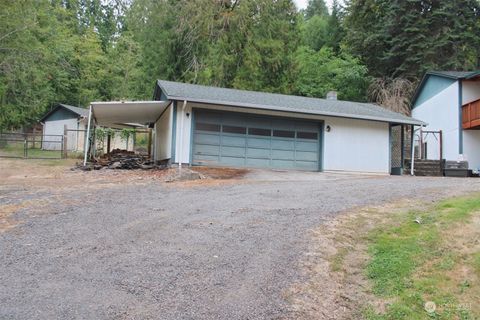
293;0;338;11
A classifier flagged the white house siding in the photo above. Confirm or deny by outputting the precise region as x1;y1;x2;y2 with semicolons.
322;117;389;173
154;103;173;161
43;118;77;150
174;102;391;173
463;80;480;105
412;82;460;161
463;131;480;170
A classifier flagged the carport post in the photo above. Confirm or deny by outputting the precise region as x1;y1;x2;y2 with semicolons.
83;105;93;166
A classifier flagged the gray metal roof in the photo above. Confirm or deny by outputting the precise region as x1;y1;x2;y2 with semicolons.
58;104;89;117
156;80;424;126
427;70;480;79
40;104;88;122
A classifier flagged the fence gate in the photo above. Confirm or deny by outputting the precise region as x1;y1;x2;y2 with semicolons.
0;132;64;159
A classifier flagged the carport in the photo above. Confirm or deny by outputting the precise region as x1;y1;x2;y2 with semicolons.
83;101;170;165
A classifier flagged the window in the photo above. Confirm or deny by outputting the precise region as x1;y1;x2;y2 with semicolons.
196;123;221;132
248;128;271;136
223;125;246;134
273;130;295;138
297;131;318;140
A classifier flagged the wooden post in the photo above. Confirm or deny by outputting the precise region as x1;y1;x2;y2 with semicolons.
63;125;68;159
147;128;152;158
32;128;36;149
107;133;111;154
439;130;443;161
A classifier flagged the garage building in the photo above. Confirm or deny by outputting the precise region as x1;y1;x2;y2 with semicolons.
87;80;424;174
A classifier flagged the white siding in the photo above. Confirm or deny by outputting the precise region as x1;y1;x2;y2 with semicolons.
175;102;391;173
322;117;389;173
154;104;173;161
174;102;193;164
43;118;77;150
412;82;460;161
463;80;480;105
463;131;480;170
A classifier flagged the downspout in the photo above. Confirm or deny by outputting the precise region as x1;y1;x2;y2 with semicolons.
410;125;415;176
83;105;93;166
178;100;187;170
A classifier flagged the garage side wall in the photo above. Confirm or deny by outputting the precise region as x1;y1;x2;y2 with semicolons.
155;104;173;161
174;102;193;164
322;117;389;173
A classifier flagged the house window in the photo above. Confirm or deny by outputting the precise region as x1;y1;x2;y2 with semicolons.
273;130;295;138
297;131;318;140
223;125;247;134
196;123;221;132
248;128;271;136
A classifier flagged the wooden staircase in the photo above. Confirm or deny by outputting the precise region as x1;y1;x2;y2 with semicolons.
404;159;444;176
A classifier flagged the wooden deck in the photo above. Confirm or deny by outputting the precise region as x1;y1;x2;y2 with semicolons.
462;98;480;129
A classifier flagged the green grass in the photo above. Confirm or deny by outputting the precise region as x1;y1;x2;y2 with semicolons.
1;144;63;159
364;195;480;320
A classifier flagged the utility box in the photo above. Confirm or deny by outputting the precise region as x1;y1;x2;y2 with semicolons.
444;161;471;177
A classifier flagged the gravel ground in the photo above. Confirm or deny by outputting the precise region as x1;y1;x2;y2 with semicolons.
1;171;480;319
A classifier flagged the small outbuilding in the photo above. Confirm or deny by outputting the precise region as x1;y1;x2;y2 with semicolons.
86;81;424;174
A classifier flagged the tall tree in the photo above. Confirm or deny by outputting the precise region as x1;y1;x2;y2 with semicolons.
304;0;329;18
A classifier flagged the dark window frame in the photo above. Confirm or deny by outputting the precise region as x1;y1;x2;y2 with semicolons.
273;129;295;138
196;122;221;132
248;127;271;136
222;125;247;134
297;131;318;140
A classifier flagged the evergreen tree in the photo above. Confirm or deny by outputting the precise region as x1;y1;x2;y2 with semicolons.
304;0;329;18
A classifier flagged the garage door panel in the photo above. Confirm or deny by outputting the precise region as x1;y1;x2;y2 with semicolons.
296;151;318;161
296;141;318;152
194;144;220;156
271;149;295;160
220;156;245;166
295;161;318;170
221;146;245;157
221;136;246;147
247;138;271;148
271;159;296;168
271;139;295;150
193;109;321;171
246;158;270;168
247;148;270;159
194;133;220;145
194;154;219;163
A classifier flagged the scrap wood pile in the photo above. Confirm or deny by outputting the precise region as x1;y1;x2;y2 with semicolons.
97;149;156;169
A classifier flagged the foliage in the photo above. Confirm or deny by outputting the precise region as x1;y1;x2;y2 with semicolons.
293;47;370;101
2;0;479;130
368;78;416;115
344;0;480;79
365;195;480;319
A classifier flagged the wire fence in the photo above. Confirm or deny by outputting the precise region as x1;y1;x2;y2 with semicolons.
0;132;64;159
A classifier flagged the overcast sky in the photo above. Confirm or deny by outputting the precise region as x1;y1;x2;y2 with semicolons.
293;0;338;11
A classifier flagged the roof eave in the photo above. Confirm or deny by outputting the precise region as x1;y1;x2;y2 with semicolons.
166;95;425;126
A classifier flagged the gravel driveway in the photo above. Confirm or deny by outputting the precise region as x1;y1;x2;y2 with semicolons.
1;170;480;319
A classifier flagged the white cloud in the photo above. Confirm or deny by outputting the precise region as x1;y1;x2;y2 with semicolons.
293;0;340;11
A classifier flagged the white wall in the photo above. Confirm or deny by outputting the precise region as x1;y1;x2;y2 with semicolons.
322;117;389;173
412;82;460;161
154;104;173;161
463;131;480;170
463;80;480;105
174;101;193;164
175;102;391;173
43;118;77;150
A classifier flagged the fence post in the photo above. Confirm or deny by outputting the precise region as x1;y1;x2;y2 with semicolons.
24;134;27;159
63;125;68;159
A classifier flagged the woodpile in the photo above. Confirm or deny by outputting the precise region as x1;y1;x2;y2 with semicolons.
77;149;160;171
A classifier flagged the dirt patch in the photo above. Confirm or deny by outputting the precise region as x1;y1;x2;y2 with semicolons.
189;166;249;180
285;199;434;319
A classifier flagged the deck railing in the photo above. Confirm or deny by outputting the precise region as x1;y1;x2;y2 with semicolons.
462;99;480;129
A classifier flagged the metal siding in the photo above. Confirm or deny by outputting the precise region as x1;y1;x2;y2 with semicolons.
192;109;321;171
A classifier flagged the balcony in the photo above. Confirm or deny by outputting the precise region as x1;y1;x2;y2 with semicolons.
462;98;480;130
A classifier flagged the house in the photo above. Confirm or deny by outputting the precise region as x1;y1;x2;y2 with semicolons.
86;81;424;174
40;103;134;152
411;71;480;170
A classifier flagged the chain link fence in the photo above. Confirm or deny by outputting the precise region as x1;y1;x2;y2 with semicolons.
0;132;64;159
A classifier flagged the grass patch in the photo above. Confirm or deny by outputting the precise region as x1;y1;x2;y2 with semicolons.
364;195;480;320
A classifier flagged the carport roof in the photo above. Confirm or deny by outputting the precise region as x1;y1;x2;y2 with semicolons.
156;80;425;126
90;101;170;128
